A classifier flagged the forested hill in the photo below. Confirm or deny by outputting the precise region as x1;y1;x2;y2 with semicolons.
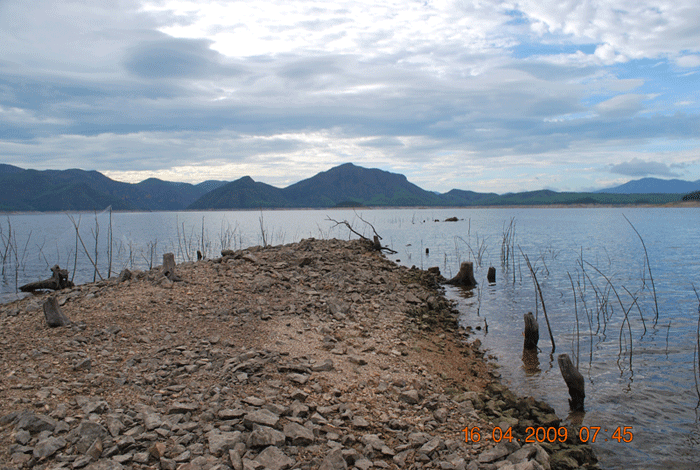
0;163;686;211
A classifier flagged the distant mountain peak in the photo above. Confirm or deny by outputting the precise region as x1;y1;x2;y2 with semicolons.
597;177;700;194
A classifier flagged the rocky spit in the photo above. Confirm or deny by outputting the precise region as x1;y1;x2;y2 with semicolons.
0;238;599;470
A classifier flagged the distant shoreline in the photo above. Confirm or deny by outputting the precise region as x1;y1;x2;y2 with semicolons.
1;201;699;216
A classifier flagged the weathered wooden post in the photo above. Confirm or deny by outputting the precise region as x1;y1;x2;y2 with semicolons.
523;312;539;350
446;261;477;288
558;353;585;412
487;267;496;283
43;297;71;327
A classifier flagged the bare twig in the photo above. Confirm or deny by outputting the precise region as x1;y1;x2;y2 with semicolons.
520;246;555;353
623;214;659;324
67;214;103;281
568;272;580;369
326;216;398;254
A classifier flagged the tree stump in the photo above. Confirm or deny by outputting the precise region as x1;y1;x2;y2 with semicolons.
487;267;496;283
162;253;181;282
558;353;585;412
446;261;477;288
43;297;71;327
19;265;74;292
523;312;539;350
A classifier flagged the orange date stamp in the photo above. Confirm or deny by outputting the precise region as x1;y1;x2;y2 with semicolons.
462;426;633;444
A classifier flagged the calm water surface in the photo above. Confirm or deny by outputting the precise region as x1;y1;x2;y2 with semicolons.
1;207;699;469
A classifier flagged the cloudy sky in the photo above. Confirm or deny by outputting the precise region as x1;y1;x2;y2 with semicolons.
1;0;699;193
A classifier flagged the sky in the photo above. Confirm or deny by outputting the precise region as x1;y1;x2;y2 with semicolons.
1;0;699;193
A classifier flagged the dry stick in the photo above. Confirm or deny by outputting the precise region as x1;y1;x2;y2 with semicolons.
568;272;580;369
326;216;398;254
574;272;595;366
91;212;100;282
584;260;634;372
623;214;659;325
579;258;607;334
1;218;12;278
71;215;80;283
259;211;267;248
520;247;555;353
692;284;700;402
622;285;647;336
68;215;103;281
176;215;183;262
107;206;113;278
354;210;382;241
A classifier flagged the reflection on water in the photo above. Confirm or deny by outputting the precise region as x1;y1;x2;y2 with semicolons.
2;207;700;468
521;349;541;375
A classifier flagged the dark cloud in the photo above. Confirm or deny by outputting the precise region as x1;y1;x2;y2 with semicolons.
124;38;242;79
609;158;681;177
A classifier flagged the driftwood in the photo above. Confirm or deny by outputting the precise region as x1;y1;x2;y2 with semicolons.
523;312;539;350
487;266;496;283
558;353;585;412
445;261;477;288
162;253;182;282
19;265;74;292
43;297;71;327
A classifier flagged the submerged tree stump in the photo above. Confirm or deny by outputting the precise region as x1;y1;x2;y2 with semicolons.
558;353;585;412
43;297;71;327
446;261;477;288
487;267;496;283
523;312;539;350
19;265;74;292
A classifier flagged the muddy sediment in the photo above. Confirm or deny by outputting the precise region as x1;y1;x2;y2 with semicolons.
0;238;599;469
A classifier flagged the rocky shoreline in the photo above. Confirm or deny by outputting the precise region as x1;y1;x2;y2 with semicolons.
0;238;599;470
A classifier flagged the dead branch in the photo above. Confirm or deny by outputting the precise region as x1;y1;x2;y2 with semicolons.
326;216;397;254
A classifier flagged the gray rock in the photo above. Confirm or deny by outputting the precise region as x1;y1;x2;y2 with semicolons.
33;436;66;459
244;409;279;428
352;416;369;428
319;447;347;470
507;444;538;464
408;432;430;447
207;430;242;456
142;411;163;431
360;434;386;449
419;436;443;455
85;460;125;470
76;396;109;415
167;402;199;414
248;425;285;448
75;422;110;454
479;442;519;463
254;446;295;470
229;449;243;470
105;417;124;438
399;389;421;404
74;358;92;371
86;437;103;460
15;429;31;445
16;412;57;434
311;359;335;372
283;422;314;445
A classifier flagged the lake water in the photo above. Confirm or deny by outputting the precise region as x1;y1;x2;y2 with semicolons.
1;207;699;469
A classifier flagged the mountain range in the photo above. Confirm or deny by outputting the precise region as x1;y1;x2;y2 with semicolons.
595;177;700;194
0;162;692;212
